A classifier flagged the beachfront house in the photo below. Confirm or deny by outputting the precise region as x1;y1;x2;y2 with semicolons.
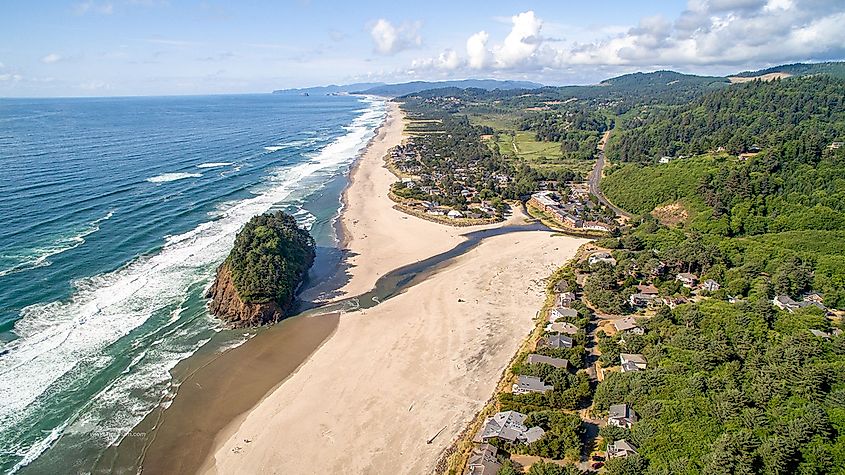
589;252;617;266
464;444;501;475
526;353;569;370
620;353;647;372
546;321;579;335
608;404;638;429
474;411;545;445
676;273;698;288
540;334;574;349
607;439;638;458
512;375;554;395
613;317;643;335
447;210;464;219
556;291;577;307
550;307;578;322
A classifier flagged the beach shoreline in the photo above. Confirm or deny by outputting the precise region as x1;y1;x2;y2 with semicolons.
133;99;588;475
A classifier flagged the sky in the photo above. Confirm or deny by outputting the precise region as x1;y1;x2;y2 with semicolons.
1;0;844;97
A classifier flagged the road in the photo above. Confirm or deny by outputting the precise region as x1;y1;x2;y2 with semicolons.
588;130;633;219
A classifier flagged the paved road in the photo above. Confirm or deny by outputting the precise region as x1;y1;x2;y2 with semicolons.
588;131;633;219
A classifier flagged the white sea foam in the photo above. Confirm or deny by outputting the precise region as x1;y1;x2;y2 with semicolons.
0;211;114;278
263;145;285;152
0;97;387;472
145;172;202;183
291;208;317;231
196;162;232;169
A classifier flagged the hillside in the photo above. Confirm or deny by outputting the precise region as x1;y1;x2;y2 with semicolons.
733;61;845;80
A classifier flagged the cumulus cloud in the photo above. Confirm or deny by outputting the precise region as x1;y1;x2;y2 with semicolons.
370;18;422;55
41;53;62;64
407;2;845;75
494;11;543;68
466;31;490;69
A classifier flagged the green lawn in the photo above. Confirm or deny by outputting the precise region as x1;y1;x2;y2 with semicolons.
469;113;595;176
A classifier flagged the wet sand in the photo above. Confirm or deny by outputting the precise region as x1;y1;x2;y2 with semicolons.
136;313;339;474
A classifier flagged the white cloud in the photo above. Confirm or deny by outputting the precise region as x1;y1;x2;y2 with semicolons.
0;73;23;82
41;53;62;64
406;1;845;76
466;31;490;69
494;11;543;68
369;18;421;55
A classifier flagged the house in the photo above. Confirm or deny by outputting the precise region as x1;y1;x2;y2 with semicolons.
464;444;501;475
513;375;554;395
589;252;617;266
773;295;828;314
539;334;574;349
527;353;570;370
702;279;720;292
629;292;658;308
608;404;638;429
809;329;831;339
620;353;647;372
550;307;578;321
546;322;579;335
636;284;659;295
662;296;687;308
447;210;464;219
659;156;672;164
474;411;545;444
827;141;843;150
553;279;570;293
614;317;643;335
676;273;698;288
607;439;638;458
556;291;577;307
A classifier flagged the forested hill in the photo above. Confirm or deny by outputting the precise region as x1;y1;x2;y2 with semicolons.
733;61;845;79
607;75;845;162
402;70;732;112
600;74;845;306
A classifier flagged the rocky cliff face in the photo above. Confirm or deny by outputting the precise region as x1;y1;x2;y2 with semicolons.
206;262;287;328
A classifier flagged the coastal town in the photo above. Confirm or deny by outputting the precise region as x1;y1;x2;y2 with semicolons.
455;241;844;474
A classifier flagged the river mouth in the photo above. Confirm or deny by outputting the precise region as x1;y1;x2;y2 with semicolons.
90;218;552;475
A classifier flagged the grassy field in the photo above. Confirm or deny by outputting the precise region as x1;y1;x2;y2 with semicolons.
469;112;595;176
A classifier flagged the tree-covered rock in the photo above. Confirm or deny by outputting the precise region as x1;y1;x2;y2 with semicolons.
206;211;315;327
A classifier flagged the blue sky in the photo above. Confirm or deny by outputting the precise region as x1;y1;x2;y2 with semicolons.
1;0;843;96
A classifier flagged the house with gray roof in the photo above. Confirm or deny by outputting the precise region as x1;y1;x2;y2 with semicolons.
607;439;638;458
550;307;578;322
474;411;545;445
539;334;574;349
620;353;647;372
464;444;501;475
527;353;569;370
676;272;698;288
546;321;579;335
608;404;638;429
613;317;643;335
513;375;554;395
589;252;617;266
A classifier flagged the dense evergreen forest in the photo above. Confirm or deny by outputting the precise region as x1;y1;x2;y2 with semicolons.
607;76;845;162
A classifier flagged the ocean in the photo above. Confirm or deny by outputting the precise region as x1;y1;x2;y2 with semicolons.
0;93;386;473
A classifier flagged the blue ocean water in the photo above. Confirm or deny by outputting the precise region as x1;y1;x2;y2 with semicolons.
0;94;386;472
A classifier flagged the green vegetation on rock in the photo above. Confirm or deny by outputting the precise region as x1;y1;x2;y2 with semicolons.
227;211;315;305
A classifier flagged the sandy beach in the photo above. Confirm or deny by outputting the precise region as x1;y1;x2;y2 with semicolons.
196;101;589;474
